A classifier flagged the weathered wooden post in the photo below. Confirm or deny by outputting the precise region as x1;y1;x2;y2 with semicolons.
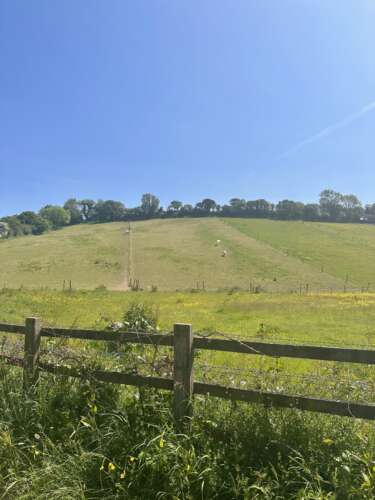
173;323;194;429
23;317;41;389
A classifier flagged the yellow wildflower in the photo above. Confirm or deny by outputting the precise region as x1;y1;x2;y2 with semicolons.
108;462;116;472
159;438;165;449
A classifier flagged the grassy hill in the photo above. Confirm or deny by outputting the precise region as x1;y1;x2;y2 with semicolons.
1;217;375;291
0;222;128;290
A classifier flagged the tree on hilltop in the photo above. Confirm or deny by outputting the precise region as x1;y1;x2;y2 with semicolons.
93;200;126;222
64;199;83;224
18;211;49;234
79;199;96;221
141;194;160;216
0;221;9;238
168;200;183;212
39;205;70;229
196;198;217;213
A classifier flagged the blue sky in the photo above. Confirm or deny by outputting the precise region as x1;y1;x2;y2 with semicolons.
1;1;375;216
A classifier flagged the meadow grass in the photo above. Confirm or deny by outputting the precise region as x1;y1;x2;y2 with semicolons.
0;222;128;290
2;217;375;291
1;289;374;345
225;218;375;287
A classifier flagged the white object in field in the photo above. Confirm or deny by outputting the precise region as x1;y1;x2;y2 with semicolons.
215;239;221;246
125;229;130;234
222;250;227;257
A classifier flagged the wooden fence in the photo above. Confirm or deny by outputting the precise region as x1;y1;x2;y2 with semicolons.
1;318;375;425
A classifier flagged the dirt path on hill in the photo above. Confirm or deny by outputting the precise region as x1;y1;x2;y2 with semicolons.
113;225;132;291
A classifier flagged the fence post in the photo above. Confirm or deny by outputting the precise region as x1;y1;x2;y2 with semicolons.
23;317;41;389
173;323;194;428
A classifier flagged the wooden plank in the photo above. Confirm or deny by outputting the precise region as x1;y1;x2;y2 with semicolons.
194;382;375;420
41;327;174;346
0;323;26;334
173;324;194;426
38;362;174;391
193;337;375;364
23;318;41;388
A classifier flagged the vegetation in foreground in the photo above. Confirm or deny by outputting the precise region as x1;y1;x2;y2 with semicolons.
1;362;375;499
1;293;375;497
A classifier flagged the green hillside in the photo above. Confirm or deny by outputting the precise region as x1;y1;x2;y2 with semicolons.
0;217;375;291
0;222;128;290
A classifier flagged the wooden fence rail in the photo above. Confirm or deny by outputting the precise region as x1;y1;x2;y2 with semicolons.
1;319;375;425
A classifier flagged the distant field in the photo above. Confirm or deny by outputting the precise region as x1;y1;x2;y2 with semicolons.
0;222;128;290
107;217;375;291
225;218;375;288
1;217;375;291
1;289;375;347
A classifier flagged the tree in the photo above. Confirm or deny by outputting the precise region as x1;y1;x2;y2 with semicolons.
319;190;343;220
39;205;70;229
229;198;246;211
0;221;9;238
365;204;375;223
276;200;305;220
181;204;193;215
303;204;321;221
366;204;375;216
220;204;232;216
168;200;183;212
196;198;217;213
79;199;96;221
246;199;272;217
1;216;26;236
64;199;83;224
341;194;363;221
93;200;126;222
18;211;49;235
140;194;160;216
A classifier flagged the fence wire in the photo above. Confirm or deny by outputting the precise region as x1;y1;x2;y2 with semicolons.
194;330;375;349
2;327;375;406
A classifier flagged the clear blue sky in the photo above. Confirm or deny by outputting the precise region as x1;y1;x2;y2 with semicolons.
1;1;375;216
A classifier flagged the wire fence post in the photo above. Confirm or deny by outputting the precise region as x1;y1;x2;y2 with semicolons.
23;317;41;389
173;323;194;429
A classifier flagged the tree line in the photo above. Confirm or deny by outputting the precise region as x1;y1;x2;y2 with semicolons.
1;190;375;239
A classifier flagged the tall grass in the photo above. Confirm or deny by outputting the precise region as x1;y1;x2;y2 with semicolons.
1;294;375;497
0;362;374;499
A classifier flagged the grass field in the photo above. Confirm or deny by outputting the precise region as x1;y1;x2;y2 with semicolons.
2;289;375;344
1;217;375;291
0;222;128;290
